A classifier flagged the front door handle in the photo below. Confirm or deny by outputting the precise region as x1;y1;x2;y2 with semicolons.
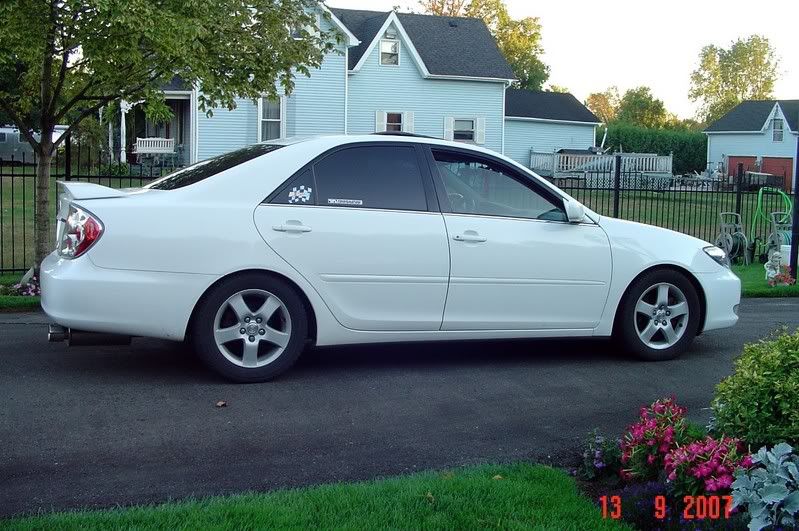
453;231;487;243
272;220;312;233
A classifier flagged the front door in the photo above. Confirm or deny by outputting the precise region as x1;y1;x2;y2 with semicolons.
428;148;612;330
255;144;449;331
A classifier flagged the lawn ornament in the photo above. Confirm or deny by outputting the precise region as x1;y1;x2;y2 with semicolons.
764;251;782;282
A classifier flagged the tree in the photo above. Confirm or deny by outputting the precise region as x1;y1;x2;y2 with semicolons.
0;0;336;269
616;86;669;128
546;84;569;93
420;0;549;90
585;86;620;123
689;35;779;124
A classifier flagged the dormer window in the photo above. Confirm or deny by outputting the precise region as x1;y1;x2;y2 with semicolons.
772;118;784;142
380;39;399;66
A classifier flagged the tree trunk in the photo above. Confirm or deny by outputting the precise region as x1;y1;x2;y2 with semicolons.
34;142;54;270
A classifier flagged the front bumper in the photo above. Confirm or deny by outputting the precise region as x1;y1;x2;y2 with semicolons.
696;267;741;332
41;252;216;340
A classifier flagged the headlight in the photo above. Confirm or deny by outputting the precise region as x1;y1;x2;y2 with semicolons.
703;246;729;268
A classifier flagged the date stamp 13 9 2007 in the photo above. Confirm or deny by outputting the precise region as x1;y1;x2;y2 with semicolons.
600;494;735;521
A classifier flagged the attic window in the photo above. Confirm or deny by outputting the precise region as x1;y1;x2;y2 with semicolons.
772;118;784;142
380;39;399;66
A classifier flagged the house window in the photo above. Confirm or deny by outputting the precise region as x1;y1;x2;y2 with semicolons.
453;119;475;141
0;133;6;143
386;113;403;132
380;39;399;66
260;97;283;141
772;118;784;142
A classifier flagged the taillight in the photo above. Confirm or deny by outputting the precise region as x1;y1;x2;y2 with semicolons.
58;205;103;258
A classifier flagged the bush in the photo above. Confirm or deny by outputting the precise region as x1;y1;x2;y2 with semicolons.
598;123;707;174
577;429;622;480
664;435;748;497
712;330;799;447
732;443;799;530
620;397;688;481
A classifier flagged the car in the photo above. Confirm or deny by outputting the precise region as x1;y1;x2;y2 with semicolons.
41;134;741;382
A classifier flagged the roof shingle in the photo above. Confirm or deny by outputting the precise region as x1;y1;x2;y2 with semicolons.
705;100;799;132
504;89;600;123
330;8;515;80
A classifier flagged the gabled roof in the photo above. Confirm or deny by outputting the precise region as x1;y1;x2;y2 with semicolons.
505;89;600;124
329;7;515;80
705;100;799;133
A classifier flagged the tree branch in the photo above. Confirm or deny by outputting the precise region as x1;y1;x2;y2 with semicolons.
0;97;40;152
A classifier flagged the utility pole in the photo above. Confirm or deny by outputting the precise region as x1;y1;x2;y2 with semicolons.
791;114;799;280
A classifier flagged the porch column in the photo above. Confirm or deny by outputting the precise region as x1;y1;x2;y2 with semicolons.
119;99;132;163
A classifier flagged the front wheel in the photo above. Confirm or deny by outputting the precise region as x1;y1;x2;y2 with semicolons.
616;270;701;361
192;273;308;382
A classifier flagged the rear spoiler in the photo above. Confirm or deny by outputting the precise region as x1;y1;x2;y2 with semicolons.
57;181;129;200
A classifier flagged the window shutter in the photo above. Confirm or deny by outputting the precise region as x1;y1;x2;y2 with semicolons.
403;112;414;133
443;116;454;141
375;111;387;132
475;116;486;145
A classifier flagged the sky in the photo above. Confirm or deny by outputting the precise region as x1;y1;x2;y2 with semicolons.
328;0;798;119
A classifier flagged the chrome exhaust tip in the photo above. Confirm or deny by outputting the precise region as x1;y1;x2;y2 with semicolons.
48;324;69;342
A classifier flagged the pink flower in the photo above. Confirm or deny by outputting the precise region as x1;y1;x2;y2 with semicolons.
647;454;656;464
705;478;718;492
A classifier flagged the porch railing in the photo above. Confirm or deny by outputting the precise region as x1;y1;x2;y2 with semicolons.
134;137;175;154
529;151;673;176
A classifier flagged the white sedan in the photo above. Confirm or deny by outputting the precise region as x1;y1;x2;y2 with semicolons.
42;134;740;382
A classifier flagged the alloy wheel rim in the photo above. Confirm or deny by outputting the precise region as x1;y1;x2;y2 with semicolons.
633;282;689;350
213;289;292;368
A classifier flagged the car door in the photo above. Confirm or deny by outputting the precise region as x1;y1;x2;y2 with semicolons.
254;143;450;331
427;147;612;331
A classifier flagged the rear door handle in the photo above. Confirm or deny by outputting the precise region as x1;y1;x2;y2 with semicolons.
272;220;312;233
453;231;487;243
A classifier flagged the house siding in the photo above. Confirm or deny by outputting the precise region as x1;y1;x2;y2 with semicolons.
347;22;505;153
503;118;596;167
195;15;346;161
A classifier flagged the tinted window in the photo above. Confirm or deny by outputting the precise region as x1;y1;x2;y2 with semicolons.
313;146;427;211
145;144;283;190
270;169;315;205
433;150;566;221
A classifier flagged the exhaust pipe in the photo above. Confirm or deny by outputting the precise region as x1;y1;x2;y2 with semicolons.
48;324;131;346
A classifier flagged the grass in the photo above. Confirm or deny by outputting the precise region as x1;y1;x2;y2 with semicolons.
2;463;629;530
0;273;40;311
732;263;799;298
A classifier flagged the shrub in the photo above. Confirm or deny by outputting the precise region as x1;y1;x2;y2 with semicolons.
577;429;622;480
713;330;799;447
9;275;40;297
664;435;748;497
732;443;799;530
620;397;688;481
598;123;707;174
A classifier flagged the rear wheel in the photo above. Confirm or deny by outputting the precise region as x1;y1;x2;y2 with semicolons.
616;270;701;361
192;273;308;382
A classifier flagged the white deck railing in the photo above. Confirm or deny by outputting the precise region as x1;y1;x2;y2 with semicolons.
134;137;175;154
529;151;673;176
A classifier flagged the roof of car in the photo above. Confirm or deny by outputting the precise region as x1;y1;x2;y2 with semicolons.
329;8;515;80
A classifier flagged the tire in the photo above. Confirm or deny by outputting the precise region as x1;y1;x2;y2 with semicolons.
615;269;701;361
192;273;308;382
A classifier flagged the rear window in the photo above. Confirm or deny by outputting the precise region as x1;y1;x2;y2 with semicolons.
145;144;283;190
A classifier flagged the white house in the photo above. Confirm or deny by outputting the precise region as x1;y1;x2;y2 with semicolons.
705;99;798;190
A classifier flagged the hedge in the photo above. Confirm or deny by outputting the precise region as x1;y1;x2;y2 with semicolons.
597;123;707;174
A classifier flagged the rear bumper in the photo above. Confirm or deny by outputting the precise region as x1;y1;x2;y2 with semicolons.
697;268;741;332
40;252;216;340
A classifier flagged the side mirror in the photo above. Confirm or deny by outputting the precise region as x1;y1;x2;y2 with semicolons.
565;200;586;223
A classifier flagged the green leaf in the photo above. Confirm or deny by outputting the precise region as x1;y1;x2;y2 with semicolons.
783;491;799;514
759;483;789;504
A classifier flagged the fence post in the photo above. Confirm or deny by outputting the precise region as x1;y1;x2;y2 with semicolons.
613;154;621;218
735;162;744;214
789;120;799;280
64;134;72;181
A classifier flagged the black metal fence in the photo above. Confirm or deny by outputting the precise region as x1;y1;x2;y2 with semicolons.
0;149;795;274
0;143;181;273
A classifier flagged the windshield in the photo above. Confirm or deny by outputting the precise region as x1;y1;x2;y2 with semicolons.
144;144;283;190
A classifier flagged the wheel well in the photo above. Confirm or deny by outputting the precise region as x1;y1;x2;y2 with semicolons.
185;269;318;344
612;265;707;335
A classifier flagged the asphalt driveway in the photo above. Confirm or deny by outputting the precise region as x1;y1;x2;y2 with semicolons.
2;298;798;517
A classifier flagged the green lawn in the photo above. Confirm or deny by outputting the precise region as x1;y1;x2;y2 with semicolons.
732;263;799;298
2;463;628;530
